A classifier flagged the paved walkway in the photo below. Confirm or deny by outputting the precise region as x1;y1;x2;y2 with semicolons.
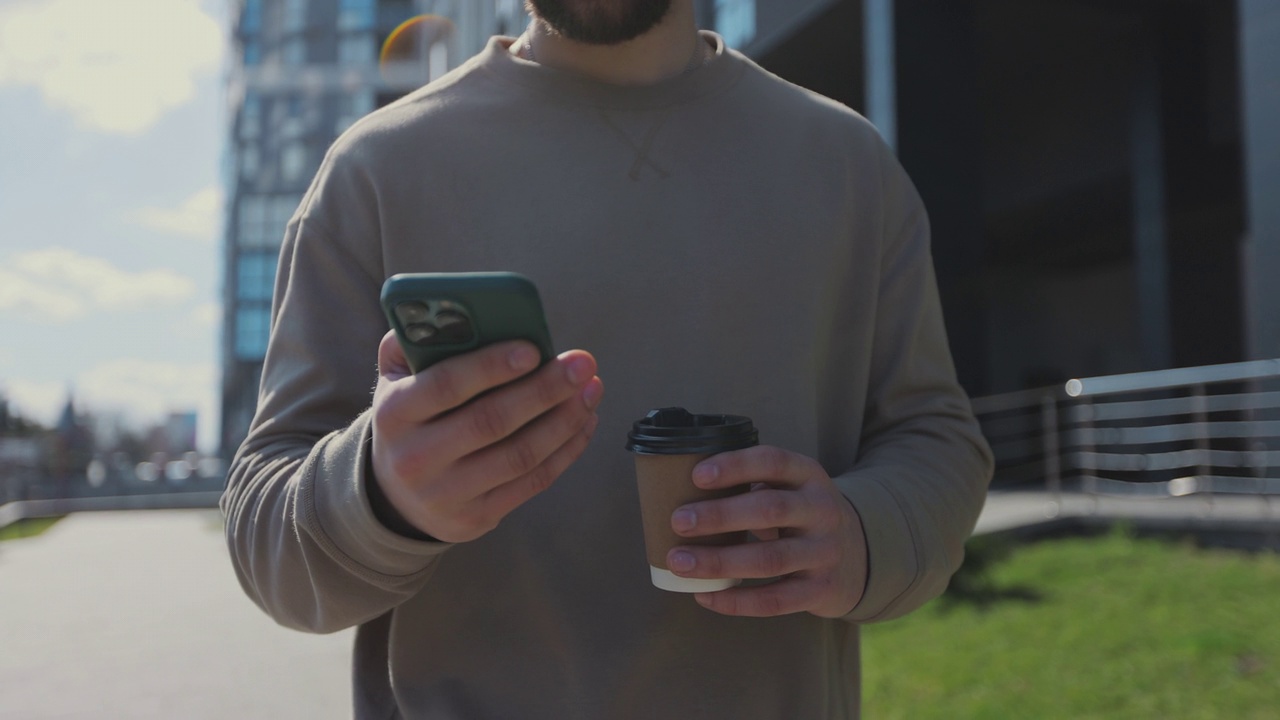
975;490;1280;536
1;494;1275;718
0;511;352;719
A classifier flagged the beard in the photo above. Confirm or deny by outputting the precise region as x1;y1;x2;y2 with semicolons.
525;0;674;45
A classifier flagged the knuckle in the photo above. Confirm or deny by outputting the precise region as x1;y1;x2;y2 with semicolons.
761;493;790;526
760;446;789;477
425;363;463;408
755;591;783;617
469;402;508;441
757;543;789;576
386;449;418;484
504;439;539;477
526;463;556;496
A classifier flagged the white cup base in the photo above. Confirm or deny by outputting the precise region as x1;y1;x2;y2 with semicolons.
650;566;740;593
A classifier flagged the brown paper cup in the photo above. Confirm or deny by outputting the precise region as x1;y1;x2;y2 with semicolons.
626;408;758;593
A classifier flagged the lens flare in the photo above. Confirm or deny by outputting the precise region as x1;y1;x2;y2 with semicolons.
379;14;456;83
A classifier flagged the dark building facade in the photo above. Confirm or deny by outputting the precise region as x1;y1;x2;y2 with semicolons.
221;0;1280;456
727;0;1278;396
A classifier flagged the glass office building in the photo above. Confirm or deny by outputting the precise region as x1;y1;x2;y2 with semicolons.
219;0;530;456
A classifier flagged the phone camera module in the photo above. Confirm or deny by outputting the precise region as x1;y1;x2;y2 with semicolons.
434;310;474;344
404;323;437;343
394;301;431;325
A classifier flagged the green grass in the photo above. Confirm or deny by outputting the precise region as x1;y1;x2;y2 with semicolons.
863;529;1280;719
0;516;63;542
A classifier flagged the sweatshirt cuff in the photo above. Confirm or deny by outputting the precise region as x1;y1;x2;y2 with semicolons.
303;411;451;578
833;468;921;623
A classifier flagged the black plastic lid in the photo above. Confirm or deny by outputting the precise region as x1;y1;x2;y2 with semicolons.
625;407;758;456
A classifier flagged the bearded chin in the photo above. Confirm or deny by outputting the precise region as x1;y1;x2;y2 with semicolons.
526;0;675;45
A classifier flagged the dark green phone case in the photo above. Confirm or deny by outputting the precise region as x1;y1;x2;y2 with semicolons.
380;272;555;375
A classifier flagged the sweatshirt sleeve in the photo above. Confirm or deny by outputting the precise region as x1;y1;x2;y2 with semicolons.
833;139;994;624
220;145;449;634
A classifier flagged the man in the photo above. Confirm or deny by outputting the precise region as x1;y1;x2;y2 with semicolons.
221;0;993;717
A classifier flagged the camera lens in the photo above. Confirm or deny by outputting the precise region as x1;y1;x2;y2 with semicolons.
405;323;437;343
434;311;473;343
394;301;431;325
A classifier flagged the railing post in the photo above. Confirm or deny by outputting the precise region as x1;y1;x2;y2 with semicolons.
1191;382;1212;515
1080;397;1098;515
1040;394;1061;517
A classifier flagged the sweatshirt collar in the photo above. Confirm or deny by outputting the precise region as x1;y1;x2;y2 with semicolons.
479;31;746;111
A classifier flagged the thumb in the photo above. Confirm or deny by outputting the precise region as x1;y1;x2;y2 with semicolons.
377;330;412;380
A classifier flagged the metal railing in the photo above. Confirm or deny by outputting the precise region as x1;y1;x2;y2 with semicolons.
972;359;1280;503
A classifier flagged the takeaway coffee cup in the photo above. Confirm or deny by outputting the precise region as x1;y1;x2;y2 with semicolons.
625;407;759;593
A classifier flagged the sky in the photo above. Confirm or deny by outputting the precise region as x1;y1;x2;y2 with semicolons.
0;0;228;451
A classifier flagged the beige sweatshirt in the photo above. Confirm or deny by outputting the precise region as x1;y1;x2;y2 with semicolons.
222;32;993;719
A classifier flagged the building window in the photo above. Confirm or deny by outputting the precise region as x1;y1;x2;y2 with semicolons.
338;0;376;31
714;0;756;49
335;90;376;133
237;253;278;302
283;38;306;66
283;0;308;33
495;0;526;35
237;194;301;247
280;142;309;183
239;93;261;139
277;94;310;138
234;306;272;360
240;145;260;180
244;38;262;66
242;0;263;34
338;34;376;66
429;42;449;81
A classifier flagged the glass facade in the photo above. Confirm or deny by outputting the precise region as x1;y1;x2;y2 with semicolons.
222;0;531;455
715;0;756;49
339;0;377;31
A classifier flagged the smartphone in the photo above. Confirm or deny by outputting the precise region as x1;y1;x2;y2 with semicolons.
380;272;555;375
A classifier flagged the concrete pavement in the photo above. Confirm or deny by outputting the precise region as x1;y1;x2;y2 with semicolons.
0;510;352;719
1;493;1275;718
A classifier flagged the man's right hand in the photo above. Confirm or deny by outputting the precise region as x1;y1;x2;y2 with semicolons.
370;331;603;543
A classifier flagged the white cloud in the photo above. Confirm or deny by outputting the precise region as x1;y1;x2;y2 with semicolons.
0;0;223;135
3;360;218;452
188;301;223;329
3;378;68;427
0;248;196;321
79;358;216;422
130;186;223;241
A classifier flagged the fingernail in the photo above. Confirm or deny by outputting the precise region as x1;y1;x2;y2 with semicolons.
669;551;695;573
509;346;539;371
671;508;696;533
581;381;603;409
693;463;719;487
566;356;592;384
584;414;599;436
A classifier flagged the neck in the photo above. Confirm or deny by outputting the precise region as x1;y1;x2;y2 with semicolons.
520;1;703;86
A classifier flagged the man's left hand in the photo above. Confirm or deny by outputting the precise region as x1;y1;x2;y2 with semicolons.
666;445;868;618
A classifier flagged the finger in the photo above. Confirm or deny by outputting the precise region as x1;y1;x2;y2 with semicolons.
671;488;814;537
692;445;821;490
477;412;600;523
430;350;597;457
379;340;544;425
377;330;412;380
445;377;603;499
693;577;824;618
667;537;821;580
